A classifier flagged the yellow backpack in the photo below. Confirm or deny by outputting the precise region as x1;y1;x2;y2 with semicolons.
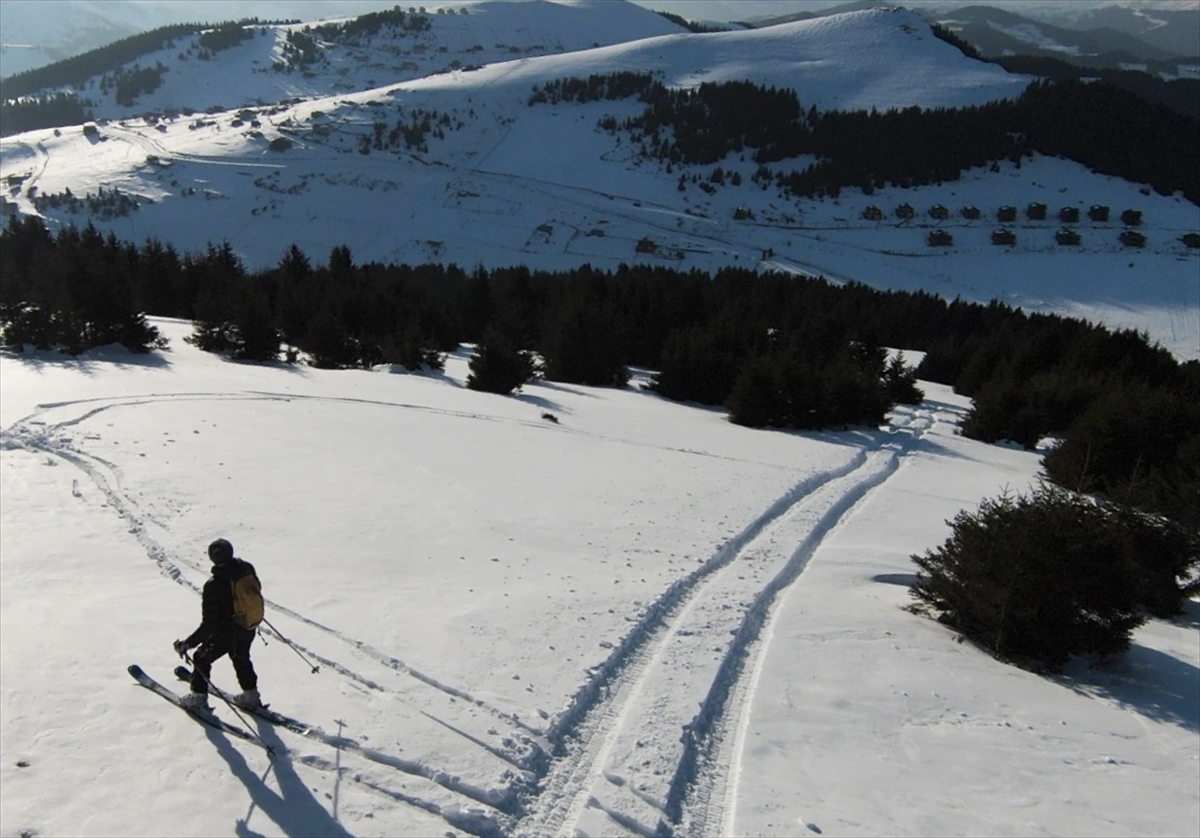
231;571;264;630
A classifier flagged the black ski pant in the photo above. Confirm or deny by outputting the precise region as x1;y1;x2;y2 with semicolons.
190;627;257;694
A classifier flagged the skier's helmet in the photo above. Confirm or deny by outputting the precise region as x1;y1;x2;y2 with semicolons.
208;538;234;565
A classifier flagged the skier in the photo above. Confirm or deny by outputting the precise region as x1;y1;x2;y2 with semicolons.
174;538;264;711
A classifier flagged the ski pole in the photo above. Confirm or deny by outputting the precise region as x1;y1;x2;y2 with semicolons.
184;651;275;756
261;617;320;674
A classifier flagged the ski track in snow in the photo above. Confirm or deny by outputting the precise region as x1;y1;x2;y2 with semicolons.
0;390;557;834
512;404;943;837
1;386;950;837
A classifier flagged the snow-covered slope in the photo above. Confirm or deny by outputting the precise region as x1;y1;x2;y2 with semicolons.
1;4;1198;360
1;319;1196;838
7;0;687;119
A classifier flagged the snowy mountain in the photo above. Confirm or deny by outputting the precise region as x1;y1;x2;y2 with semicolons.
1029;1;1200;58
932;4;1188;63
2;3;1196;360
2;317;1197;838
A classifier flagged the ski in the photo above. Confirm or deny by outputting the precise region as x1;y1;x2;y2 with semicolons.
174;665;316;739
129;665;275;756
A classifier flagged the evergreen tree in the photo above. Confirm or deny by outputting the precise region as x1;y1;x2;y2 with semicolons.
910;485;1147;671
466;331;536;394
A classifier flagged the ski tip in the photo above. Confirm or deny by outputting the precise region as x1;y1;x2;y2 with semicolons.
128;664;144;677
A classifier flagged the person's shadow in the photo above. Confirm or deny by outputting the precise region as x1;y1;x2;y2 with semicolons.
204;721;353;838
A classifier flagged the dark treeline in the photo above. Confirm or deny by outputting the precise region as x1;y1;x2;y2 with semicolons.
1;214;1194;534
992;55;1200;121
531;74;1200;203
0;23;204;99
0;93;93;137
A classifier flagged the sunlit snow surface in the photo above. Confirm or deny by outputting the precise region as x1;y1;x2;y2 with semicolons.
1;319;1196;838
1;10;1199;830
3;5;1195;359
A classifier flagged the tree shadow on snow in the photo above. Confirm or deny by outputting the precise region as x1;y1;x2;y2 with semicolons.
203;722;353;838
3;346;172;375
1170;598;1200;630
1057;642;1200;734
872;572;918;587
513;390;568;413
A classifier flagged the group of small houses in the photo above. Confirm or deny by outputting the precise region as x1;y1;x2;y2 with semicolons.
858;202;1199;249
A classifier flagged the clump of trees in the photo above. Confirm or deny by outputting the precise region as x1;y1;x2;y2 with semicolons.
466;332;536;394
0;218;160;353
910;484;1198;671
0;94;94;137
311;8;431;43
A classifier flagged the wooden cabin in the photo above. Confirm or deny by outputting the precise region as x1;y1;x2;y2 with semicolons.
929;204;949;220
862;205;883;221
997;205;1017;222
1059;207;1080;223
895;203;915;220
1088;204;1110;222
1121;209;1143;226
1055;228;1081;246
961;205;981;220
992;228;1017;245
1026;202;1048;220
1120;230;1146;247
927;229;953;247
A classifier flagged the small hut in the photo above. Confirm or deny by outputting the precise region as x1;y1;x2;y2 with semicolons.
895;203;915;220
1059;207;1080;223
1088;204;1110;222
927;229;953;247
992;228;1017;245
862;205;883;221
997;205;1017;223
1121;209;1143;227
929;204;949;220
1181;232;1200;249
961;205;981;220
635;237;657;254
1120;230;1146;247
1055;228;1081;246
1026;202;1048;220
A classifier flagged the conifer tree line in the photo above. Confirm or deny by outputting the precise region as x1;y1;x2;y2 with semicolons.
3;216;1195;664
530;74;1199;204
0;213;1194;527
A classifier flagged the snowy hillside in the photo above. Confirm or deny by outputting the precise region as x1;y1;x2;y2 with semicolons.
2;318;1197;838
4;4;1196;360
4;0;687;117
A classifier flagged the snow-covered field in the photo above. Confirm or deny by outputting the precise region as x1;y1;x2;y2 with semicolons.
1;319;1197;838
4;4;1196;359
2;6;1199;833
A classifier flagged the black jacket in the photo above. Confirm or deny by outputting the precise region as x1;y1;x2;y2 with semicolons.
185;558;257;647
